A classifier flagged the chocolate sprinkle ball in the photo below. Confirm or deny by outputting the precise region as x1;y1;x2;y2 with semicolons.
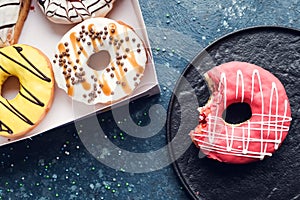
52;18;148;105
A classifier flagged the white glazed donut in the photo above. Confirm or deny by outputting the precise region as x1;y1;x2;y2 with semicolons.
52;17;148;105
0;0;31;47
37;0;116;24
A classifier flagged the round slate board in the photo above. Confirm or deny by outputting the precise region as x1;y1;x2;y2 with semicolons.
166;26;300;200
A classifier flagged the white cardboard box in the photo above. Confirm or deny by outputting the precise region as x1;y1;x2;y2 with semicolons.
0;0;159;146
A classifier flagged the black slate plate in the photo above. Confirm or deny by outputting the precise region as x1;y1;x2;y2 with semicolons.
166;26;300;200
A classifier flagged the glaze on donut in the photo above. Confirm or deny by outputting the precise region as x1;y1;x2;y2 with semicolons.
0;0;31;47
37;0;116;24
190;62;292;164
52;18;147;105
0;44;54;138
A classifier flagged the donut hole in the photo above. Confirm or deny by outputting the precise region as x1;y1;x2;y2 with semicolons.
87;50;111;71
222;102;252;124
1;76;20;100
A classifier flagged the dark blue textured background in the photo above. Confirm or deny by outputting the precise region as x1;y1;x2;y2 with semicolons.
0;0;299;199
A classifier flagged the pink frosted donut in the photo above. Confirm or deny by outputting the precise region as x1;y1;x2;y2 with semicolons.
37;0;116;24
190;61;292;164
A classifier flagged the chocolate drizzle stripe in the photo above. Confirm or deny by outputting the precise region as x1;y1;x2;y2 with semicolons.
20;85;45;107
38;0;44;10
45;10;69;19
0;23;16;30
87;0;108;10
0;100;34;126
0;120;13;134
45;10;81;21
44;2;81;21
88;0;112;15
0;65;11;75
0;2;20;8
41;0;113;22
13;46;51;82
0;47;51;82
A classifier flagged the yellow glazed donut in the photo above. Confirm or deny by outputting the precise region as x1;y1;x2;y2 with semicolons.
52;17;148;105
0;44;54;138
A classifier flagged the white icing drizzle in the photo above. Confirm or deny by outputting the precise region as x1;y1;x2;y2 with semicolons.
38;0;116;24
0;0;21;47
191;69;292;160
236;70;244;102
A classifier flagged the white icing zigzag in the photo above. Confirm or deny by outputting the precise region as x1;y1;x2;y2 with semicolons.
191;69;292;160
38;0;116;24
0;0;21;47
